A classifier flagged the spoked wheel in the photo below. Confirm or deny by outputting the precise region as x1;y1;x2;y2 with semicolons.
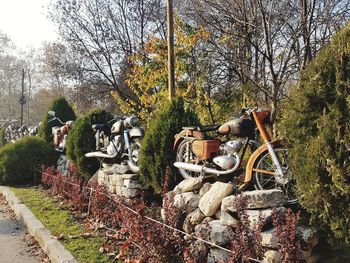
253;147;297;205
127;139;141;173
176;140;201;179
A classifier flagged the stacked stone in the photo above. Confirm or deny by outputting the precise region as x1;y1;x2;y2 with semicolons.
97;164;142;198
164;178;319;263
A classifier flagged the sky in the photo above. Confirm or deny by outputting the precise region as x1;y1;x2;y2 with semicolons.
0;0;58;49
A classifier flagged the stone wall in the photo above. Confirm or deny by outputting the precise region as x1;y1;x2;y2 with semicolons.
163;178;319;263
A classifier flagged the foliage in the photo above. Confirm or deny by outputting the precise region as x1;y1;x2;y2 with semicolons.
0;128;6;147
272;209;302;262
279;23;350;246
113;16;234;125
0;137;55;185
229;196;265;262
11;186;110;263
39;96;76;143
65;109;106;178
40;166;188;262
139;97;199;193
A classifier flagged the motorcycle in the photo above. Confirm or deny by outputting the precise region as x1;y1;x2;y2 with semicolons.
48;111;74;176
85;112;144;173
173;107;296;204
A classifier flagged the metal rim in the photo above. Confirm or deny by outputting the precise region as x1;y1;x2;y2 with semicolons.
176;140;201;179
253;147;297;204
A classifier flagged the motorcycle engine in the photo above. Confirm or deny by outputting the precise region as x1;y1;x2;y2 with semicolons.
212;140;242;170
106;135;122;155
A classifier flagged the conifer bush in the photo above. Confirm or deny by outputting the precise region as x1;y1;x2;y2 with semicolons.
280;23;350;246
66;109;113;177
0;136;55;185
39;97;76;143
139;97;199;193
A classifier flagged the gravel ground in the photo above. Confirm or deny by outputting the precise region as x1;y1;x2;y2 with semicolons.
0;194;49;263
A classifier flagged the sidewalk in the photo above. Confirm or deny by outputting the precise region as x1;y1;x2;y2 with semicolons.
0;194;47;263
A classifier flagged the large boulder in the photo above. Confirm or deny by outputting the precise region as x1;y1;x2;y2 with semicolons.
183;208;206;233
246;207;286;230
195;220;235;246
199;182;234;217
174;177;204;193
222;190;285;212
220;211;238;227
207;248;231;263
173;192;201;213
199;182;212;196
261;228;279;249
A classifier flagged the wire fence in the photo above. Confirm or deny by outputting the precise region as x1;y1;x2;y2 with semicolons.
38;168;263;263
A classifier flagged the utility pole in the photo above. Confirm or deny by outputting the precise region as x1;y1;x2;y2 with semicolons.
27;71;32;126
167;0;175;100
19;69;25;126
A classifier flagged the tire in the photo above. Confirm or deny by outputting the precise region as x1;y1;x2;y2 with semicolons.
253;147;297;205
127;139;141;173
176;139;201;179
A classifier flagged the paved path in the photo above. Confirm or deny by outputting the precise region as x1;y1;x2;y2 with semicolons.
0;194;48;263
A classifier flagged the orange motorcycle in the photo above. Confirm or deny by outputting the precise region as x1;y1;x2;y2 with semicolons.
173;107;296;204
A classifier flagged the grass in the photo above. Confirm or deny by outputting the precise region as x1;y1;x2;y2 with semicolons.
11;187;111;263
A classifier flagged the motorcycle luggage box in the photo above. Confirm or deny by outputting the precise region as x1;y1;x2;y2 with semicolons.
192;139;220;160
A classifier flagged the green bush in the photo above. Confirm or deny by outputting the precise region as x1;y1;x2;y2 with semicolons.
0;128;6;147
139;97;199;193
0;137;56;185
39;97;76;143
66;109;111;177
279;23;350;246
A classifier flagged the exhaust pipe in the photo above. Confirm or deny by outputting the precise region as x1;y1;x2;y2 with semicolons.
174;154;241;176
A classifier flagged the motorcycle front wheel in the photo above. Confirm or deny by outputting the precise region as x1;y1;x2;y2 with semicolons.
253;147;297;205
176;139;201;179
127;139;141;173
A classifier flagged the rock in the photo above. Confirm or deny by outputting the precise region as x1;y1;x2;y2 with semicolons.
108;174;124;186
199;182;212;196
160;208;166;221
108;184;116;194
183;208;206;233
220;211;238;227
112;163;130;174
215;209;221;220
121;186;141;198
102;165;114;175
297;227;319;249
115;186;123;196
188;240;209;262
97;169;107;185
199;182;234;217
261;228;279;249
246;207;286;230
263;250;281;263
121;173;139;179
221;190;285;212
173;192;201;213
174;177;204;193
207;248;231;263
123;179;142;189
195;220;235;246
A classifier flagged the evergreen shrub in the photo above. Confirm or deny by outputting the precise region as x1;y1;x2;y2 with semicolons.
39;97;76;143
66;109;111;177
279;23;350;246
139;97;199;193
0;136;55;185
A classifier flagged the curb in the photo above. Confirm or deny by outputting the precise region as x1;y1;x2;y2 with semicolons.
0;186;78;263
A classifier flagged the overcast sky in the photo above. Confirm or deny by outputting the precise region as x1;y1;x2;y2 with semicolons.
0;0;58;49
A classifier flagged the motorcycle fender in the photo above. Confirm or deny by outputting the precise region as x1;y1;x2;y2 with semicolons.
243;140;282;183
173;129;203;150
129;127;144;138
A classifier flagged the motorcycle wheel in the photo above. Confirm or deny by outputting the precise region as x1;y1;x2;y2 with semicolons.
253;147;297;205
127;139;141;173
176;139;201;179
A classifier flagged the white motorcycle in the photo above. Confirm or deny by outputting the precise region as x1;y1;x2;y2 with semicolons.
85;112;144;173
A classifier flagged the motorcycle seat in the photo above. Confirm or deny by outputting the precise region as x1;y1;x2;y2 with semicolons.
92;123;109;131
182;125;220;132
